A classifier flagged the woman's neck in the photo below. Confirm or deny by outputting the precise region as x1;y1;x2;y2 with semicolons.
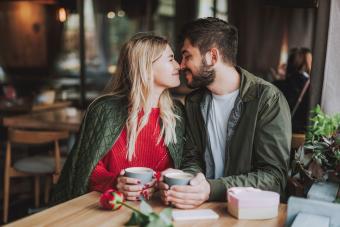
148;87;164;108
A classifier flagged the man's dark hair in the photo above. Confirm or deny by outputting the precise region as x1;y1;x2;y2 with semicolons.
179;17;238;65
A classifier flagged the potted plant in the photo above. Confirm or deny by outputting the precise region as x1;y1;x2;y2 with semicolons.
292;105;340;189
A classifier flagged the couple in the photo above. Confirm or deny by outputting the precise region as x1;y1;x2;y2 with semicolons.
52;17;291;208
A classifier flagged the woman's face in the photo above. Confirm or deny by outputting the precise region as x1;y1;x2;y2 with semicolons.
152;44;180;90
305;52;312;74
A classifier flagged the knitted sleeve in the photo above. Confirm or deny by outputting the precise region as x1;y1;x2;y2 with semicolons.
89;159;116;192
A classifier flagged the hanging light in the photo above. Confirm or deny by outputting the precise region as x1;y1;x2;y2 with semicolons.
58;7;67;22
117;10;125;17
107;11;116;19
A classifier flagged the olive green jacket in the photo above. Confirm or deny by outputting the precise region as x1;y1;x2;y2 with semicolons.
181;67;291;201
52;95;186;204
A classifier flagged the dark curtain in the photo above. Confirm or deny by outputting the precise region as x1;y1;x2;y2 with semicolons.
228;0;315;78
310;0;330;109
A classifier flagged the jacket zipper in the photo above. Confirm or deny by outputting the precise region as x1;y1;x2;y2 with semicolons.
225;100;243;176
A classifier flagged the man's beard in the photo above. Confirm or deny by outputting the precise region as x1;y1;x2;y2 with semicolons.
183;59;216;89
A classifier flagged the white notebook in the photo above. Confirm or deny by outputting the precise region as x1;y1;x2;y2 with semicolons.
172;209;219;221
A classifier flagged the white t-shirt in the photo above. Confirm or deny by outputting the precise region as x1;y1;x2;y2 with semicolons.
204;89;239;179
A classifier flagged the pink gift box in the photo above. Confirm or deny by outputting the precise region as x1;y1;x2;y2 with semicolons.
227;187;280;220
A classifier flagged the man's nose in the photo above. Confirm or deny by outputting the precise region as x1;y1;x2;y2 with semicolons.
180;59;186;69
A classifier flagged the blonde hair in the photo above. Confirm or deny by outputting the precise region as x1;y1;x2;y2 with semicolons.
110;33;179;161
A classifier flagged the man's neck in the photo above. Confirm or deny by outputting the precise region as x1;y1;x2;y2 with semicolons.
207;65;240;96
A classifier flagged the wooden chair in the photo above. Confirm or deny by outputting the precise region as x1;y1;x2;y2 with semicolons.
3;128;69;223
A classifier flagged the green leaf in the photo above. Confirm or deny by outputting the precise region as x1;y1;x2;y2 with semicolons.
304;144;315;150
140;200;153;215
334;149;340;162
125;201;173;227
335;135;340;145
144;213;173;227
159;208;172;226
125;212;149;226
147;213;159;223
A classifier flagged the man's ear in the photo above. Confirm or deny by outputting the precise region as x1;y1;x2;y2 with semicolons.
204;48;218;66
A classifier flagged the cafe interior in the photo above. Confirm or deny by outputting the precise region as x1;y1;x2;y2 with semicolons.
0;0;340;226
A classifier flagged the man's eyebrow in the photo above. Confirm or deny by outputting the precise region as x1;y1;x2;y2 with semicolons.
181;50;189;55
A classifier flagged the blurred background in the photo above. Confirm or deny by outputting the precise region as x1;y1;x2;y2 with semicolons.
0;0;319;107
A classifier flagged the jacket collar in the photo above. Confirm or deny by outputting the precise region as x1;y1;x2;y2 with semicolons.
237;66;258;102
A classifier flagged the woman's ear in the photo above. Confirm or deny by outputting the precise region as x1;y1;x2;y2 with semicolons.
204;48;218;66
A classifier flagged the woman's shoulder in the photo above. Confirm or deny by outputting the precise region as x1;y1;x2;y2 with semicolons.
86;94;128;115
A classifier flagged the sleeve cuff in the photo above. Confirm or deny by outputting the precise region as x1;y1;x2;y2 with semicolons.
207;179;227;201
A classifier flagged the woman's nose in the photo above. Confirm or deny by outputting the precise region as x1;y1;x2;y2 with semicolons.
174;60;180;70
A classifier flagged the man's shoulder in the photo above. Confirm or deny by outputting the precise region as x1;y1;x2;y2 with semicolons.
241;69;282;102
257;79;281;98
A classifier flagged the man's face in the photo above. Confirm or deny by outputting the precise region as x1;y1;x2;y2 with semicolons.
180;39;215;89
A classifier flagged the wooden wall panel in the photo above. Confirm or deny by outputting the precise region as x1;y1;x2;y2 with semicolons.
0;2;47;67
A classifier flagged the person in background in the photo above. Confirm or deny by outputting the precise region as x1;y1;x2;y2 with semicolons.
159;17;291;208
52;33;186;203
275;47;312;133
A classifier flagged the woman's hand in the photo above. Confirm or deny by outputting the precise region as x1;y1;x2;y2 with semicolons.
141;178;157;200
116;170;157;201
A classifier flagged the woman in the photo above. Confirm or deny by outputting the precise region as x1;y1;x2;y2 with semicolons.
275;47;312;133
52;33;185;204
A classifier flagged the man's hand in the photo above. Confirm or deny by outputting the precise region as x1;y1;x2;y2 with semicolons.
158;168;184;205
163;173;210;209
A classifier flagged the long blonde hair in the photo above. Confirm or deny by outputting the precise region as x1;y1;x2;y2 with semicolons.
110;33;179;161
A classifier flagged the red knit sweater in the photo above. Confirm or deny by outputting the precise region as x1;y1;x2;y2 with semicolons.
89;108;173;192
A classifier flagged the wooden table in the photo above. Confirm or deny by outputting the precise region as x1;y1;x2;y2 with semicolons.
6;192;287;227
31;101;73;112
2;107;83;133
0;100;72;114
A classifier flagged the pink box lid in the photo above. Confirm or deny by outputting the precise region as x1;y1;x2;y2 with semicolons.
227;187;279;208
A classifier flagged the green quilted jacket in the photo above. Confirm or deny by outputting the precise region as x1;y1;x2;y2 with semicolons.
51;94;186;204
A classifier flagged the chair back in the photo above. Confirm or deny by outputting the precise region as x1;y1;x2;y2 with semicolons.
8;128;69;144
291;133;305;150
6;128;69;180
3;129;70;223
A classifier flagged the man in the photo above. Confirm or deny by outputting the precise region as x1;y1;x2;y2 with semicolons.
160;17;291;209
